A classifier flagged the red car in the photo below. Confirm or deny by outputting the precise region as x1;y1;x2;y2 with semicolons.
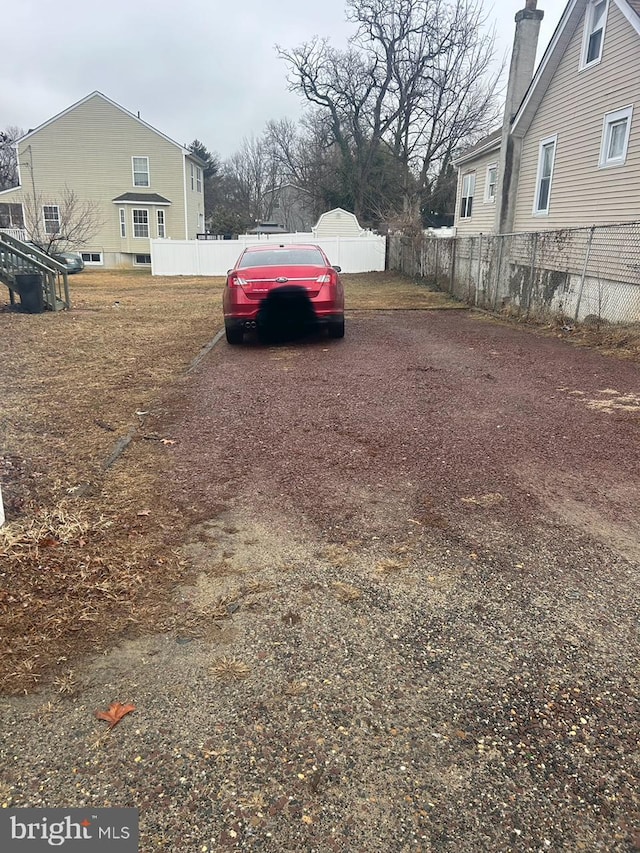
222;244;345;344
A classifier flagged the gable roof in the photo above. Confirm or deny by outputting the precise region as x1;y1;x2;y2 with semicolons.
453;128;502;166
17;91;193;156
512;0;640;136
263;183;313;197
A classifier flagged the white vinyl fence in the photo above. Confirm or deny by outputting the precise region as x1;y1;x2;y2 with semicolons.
150;233;386;276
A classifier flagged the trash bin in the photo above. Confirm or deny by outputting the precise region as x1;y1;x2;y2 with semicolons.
15;273;45;314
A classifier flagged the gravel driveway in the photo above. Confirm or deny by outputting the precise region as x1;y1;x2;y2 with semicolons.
1;308;639;852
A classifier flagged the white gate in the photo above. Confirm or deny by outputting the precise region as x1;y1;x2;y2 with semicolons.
150;233;386;276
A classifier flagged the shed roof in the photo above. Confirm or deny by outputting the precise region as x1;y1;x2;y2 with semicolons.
113;193;172;205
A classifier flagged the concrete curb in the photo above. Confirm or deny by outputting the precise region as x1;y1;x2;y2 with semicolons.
101;327;226;474
185;328;225;375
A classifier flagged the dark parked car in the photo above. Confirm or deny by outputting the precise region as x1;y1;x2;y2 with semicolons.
223;243;345;344
51;250;84;274
24;243;84;273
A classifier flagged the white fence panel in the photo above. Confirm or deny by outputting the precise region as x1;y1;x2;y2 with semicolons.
150;234;386;276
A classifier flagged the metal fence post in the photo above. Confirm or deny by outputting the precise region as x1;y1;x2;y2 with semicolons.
527;232;538;315
494;236;503;310
450;239;457;297
477;233;483;306
574;225;596;322
385;220;639;324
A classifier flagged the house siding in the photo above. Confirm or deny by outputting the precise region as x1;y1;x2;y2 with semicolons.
265;185;315;232
0;94;202;265
453;149;500;235
185;155;205;238
513;0;640;231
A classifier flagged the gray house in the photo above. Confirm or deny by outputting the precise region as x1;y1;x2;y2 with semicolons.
262;183;316;233
0;92;206;268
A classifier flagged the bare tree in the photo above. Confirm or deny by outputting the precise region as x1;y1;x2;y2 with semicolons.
21;187;103;254
277;35;389;221
222;134;283;225
0;126;23;191
278;0;501;225
264;114;347;218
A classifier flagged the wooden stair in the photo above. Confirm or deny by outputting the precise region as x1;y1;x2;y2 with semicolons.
0;232;70;312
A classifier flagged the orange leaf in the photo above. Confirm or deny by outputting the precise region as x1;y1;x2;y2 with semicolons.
95;701;136;728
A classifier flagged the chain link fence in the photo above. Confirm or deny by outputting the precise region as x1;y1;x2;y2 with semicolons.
388;221;640;324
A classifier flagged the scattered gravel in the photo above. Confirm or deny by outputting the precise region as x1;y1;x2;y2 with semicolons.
1;309;639;852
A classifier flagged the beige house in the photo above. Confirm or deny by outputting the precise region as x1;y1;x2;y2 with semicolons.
0;92;205;268
453;0;640;235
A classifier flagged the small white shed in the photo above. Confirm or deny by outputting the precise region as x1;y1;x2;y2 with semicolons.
312;208;365;238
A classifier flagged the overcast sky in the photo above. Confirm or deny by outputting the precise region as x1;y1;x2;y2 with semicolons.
2;0;563;160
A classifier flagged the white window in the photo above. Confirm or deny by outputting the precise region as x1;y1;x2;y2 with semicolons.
190;163;195;191
599;106;633;167
43;204;60;234
581;0;608;68
132;208;149;238
132;156;150;187
119;208;126;238
196;167;202;193
533;135;557;215
81;252;103;265
459;172;475;219
134;254;152;265
157;209;166;238
484;164;497;203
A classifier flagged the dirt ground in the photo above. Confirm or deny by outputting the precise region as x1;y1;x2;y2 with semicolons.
1;280;639;851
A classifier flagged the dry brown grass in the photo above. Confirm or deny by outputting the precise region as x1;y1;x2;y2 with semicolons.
568;322;640;360
209;657;251;681
489;304;640;362
345;271;463;311
332;581;362;602
1;269;224;694
376;557;407;575
0;268;457;695
1;269;224;495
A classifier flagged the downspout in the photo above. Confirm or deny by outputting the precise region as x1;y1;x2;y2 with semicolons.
26;145;37;200
183;153;189;239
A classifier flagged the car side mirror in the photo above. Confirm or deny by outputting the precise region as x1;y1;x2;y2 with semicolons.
332;265;341;273
226;269;233;275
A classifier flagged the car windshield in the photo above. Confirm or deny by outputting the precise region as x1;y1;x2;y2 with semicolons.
238;248;325;268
